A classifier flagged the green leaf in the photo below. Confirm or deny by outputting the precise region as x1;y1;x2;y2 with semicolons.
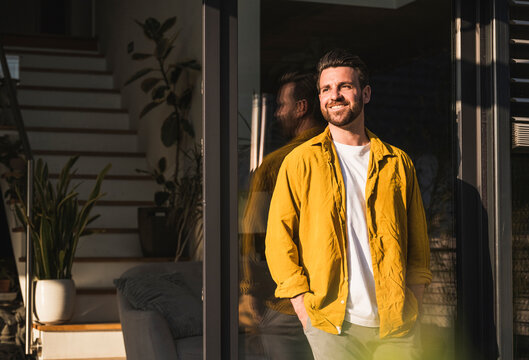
155;191;170;207
143;18;161;40
158;157;167;172
165;181;176;192
132;53;152;60
178;88;193;110
159;16;177;34
155;174;165;184
166;92;177;106
155;38;170;59
139;101;162;118
140;78;161;93
181;118;195;138
151;85;169;101
178;59;201;71
161;113;180;147
170;68;182;84
163;46;174;60
124;68;154;86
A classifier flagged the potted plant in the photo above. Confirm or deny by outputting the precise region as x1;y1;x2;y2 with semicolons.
0;259;15;293
125;16;202;260
15;156;110;324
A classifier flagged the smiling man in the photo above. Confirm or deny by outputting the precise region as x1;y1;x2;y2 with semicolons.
265;49;432;360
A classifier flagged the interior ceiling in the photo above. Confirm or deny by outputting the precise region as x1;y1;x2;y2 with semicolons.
261;0;451;91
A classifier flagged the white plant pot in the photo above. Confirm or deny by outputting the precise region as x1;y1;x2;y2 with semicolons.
35;279;76;324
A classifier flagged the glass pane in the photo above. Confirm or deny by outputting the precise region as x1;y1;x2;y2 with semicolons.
238;1;454;358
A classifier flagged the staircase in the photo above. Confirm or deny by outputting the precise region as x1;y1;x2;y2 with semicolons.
1;35;171;359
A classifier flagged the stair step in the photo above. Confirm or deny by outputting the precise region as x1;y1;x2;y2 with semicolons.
20;67;115;89
7;50;107;71
21;107;130;129
20;257;172;262
33;323;121;332
21;104;127;113
17;86;122;108
34;150;147;176
1;34;99;51
28;130;138;152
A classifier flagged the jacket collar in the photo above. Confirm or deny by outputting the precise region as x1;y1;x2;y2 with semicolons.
310;125;397;164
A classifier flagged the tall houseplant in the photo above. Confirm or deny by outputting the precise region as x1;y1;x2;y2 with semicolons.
15;156;110;323
125;16;202;260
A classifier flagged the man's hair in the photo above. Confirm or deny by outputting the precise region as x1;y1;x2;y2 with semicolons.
317;49;369;89
278;71;322;120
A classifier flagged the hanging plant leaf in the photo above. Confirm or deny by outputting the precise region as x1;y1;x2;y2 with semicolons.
132;53;152;60
178;88;193;110
161;113;180;147
155;174;165;185
144;18;161;40
151;85;169;101
139;101;162;118
140;78;161;93
166;91;177;106
165;181;176;192
158;157;167;172
163;46;174;60
154;191;170;207
155;38;170;59
124;68;153;86
178;59;201;70
159;16;177;34
181;118;195;138
170;67;182;84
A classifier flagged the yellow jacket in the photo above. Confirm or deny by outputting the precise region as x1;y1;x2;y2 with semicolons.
265;127;432;338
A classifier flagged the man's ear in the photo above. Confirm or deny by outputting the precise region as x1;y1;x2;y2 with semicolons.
362;85;371;104
296;99;308;117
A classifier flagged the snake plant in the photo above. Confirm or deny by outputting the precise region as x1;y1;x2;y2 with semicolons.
15;156;110;280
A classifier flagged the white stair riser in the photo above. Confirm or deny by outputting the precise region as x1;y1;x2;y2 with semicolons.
71;294;119;323
20;70;114;89
37;155;147;176
87;206;139;228
28;132;138;152
49;178;157;201
22;109;130;129
76;233;142;257
15;53;107;71
35;328;125;359
72;262;162;287
18;89;122;109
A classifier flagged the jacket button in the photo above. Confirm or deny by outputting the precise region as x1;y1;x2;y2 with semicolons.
341;300;345;304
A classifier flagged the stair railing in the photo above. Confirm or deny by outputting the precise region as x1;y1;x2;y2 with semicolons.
0;42;36;356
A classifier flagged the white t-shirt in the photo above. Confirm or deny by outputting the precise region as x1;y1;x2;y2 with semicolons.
333;140;379;327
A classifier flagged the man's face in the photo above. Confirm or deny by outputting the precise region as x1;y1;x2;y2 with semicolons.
318;66;370;128
275;82;298;137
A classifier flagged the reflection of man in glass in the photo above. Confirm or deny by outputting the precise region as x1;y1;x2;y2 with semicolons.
240;72;325;359
265;49;431;360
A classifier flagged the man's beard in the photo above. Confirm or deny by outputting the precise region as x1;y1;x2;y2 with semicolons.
322;97;363;128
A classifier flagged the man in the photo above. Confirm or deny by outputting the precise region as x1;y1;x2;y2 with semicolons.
239;71;325;359
265;49;431;360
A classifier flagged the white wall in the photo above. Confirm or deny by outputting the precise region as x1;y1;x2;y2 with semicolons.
94;0;202;173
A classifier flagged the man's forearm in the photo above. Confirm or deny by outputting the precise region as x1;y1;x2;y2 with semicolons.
409;284;425;313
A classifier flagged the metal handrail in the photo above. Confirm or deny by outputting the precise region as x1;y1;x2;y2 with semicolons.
0;42;35;356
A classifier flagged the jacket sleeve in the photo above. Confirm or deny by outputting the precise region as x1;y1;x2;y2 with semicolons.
405;158;433;286
265;156;309;298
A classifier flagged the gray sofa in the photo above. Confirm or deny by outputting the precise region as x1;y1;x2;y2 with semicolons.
116;261;204;360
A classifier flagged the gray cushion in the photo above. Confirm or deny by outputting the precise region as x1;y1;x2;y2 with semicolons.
114;271;202;339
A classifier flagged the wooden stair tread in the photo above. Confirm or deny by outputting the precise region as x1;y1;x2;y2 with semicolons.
5;48;104;58
0;125;136;135
21;105;127;113
1;33;99;51
20;257;173;263
77;288;117;295
7;199;154;207
48;174;150;181
18;85;120;94
21;66;112;76
34;149;145;158
13;227;138;234
33;322;121;332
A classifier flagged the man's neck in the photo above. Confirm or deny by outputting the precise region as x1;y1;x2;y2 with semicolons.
294;116;321;137
328;116;370;146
